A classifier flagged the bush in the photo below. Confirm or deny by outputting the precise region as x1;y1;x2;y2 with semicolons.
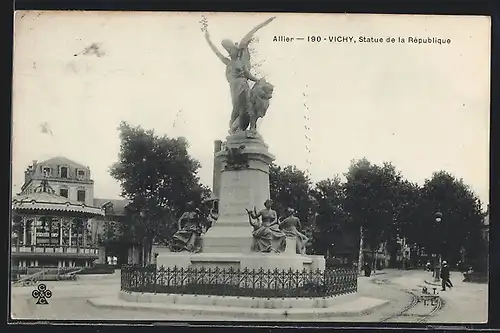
326;257;354;269
79;264;115;275
463;271;488;283
326;258;342;268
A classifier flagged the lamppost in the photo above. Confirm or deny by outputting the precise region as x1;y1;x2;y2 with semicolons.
139;210;146;266
433;211;443;282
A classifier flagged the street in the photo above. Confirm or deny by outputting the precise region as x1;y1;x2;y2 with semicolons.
10;269;487;323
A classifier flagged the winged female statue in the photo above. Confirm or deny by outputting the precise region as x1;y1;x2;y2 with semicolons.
204;17;276;134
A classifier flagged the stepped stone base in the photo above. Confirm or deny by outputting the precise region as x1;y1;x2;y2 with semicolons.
118;290;357;309
88;292;388;320
156;250;325;272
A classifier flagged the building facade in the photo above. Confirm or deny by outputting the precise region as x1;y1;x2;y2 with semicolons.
12;179;104;268
12;157;132;268
89;198;140;266
22;157;95;207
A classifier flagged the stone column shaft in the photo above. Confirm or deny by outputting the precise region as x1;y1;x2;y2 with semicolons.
59;218;63;245
32;217;37;245
22;217;27;245
203;135;275;254
68;222;72;247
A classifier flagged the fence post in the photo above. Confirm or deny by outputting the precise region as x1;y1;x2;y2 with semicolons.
153;265;157;294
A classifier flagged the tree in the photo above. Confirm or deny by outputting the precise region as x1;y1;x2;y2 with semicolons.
385;180;422;268
309;176;346;255
417;171;485;268
269;164;314;226
393;180;422;243
110;122;208;265
343;158;404;271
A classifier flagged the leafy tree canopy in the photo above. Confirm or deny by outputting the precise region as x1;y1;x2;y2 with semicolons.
343;158;404;251
269;164;314;226
417;171;485;263
110;122;210;248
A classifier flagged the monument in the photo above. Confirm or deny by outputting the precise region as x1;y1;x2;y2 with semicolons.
90;17;371;319
156;16;325;272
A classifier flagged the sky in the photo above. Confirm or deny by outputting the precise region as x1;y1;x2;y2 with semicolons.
12;11;491;208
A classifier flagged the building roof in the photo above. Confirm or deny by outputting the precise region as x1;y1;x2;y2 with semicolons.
37;156;89;170
12;180;104;217
93;198;131;216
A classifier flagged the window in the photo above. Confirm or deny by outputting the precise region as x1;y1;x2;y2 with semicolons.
42;167;52;177
77;190;86;202
60;188;69;198
60;167;68;178
77;169;85;179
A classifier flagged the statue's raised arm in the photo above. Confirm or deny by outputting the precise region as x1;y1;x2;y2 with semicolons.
204;30;230;65
238;16;276;49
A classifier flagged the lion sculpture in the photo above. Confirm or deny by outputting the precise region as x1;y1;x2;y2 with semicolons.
230;79;274;134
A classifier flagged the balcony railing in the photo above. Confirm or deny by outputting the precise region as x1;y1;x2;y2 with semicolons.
11;245;99;255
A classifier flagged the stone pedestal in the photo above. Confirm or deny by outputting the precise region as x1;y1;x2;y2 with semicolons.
284;236;297;255
155;131;325;276
156;252;313;271
155;239;325;272
156;251;192;269
203;132;275;254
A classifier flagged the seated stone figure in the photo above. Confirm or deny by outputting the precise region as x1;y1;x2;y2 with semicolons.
170;201;204;253
246;199;286;253
279;208;309;254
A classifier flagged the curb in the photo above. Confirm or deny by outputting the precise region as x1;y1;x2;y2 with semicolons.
358;271;387;278
87;296;389;320
424;280;441;287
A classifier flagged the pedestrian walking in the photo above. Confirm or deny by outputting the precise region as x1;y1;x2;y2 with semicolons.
363;261;372;277
440;261;453;291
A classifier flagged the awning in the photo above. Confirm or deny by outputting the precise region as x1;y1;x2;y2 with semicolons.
12;180;105;217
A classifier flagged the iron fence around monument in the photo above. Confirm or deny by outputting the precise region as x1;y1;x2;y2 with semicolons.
121;265;357;298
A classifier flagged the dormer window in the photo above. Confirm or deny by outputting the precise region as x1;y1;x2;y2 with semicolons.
60;166;68;178
77;169;85;179
42;167;52;177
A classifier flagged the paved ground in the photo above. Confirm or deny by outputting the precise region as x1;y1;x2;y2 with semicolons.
383;270;487;324
422;271;488;324
10;269;488;323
